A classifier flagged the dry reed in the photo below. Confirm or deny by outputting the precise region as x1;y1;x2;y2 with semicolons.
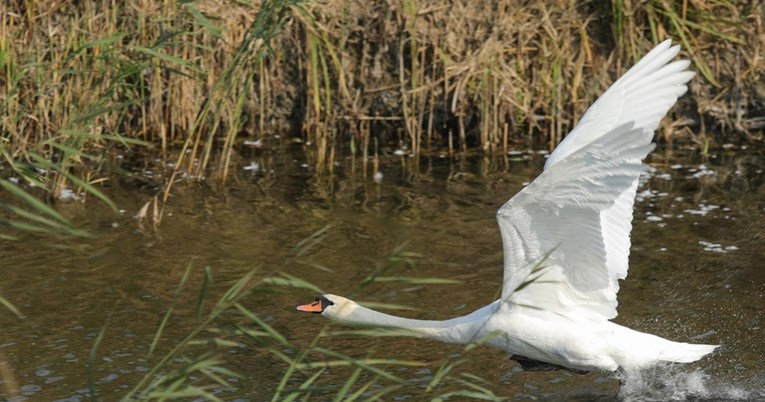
1;0;763;227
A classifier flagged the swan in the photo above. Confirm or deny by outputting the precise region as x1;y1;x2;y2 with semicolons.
297;40;718;372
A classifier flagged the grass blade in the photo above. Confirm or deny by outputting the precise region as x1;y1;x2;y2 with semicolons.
262;273;325;294
196;266;213;319
235;303;290;346
281;368;325;402
88;322;109;401
149;263;193;357
0;294;23;319
369;276;461;285
332;367;363;402
0;179;75;227
291;225;332;258
312;348;411;385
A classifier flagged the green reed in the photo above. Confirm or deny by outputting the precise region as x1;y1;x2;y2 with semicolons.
0;292;22;319
1;0;301;233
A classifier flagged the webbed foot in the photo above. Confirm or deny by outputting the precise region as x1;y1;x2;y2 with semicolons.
510;354;589;375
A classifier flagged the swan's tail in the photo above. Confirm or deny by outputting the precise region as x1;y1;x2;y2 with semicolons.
655;341;718;364
615;326;719;368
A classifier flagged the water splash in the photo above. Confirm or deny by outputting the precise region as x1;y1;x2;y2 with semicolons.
617;364;758;401
618;365;709;401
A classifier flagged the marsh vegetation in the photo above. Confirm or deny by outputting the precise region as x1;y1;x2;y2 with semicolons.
2;0;763;230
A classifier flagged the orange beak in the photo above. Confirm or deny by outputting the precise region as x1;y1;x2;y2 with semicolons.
296;300;323;313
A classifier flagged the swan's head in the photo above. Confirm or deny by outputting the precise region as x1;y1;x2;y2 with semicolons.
296;294;356;320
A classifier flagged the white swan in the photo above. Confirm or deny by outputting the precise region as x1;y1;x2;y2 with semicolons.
297;40;718;372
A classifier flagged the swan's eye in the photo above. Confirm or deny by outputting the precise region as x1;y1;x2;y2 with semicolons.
297;295;335;314
318;296;335;308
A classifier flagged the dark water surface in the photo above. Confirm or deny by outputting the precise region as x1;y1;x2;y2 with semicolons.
1;145;764;401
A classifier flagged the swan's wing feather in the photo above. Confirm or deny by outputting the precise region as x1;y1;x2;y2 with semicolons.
498;124;653;317
544;40;692;170
497;41;693;319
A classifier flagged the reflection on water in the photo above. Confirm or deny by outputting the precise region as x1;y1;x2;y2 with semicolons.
0;145;764;400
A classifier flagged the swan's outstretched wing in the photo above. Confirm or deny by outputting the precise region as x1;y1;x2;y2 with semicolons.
497;41;694;319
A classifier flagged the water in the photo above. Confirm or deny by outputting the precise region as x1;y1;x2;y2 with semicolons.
0;146;763;400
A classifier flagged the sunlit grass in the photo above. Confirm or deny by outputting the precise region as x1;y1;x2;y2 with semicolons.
1;0;298;235
0;0;756;235
0;293;22;319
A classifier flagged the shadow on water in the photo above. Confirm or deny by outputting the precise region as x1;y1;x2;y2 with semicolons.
0;142;764;400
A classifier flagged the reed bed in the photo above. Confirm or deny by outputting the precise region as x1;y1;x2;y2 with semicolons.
1;0;762;233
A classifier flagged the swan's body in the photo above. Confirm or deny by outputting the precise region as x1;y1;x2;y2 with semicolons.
308;296;715;371
297;40;718;372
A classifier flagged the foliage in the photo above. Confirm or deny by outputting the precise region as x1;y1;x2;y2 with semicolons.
1;0;759;234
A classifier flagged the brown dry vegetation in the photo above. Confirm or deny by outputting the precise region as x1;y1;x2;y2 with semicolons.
1;0;764;201
297;0;765;158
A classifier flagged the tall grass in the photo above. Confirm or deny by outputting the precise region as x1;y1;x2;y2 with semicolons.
1;1;759;233
1;0;299;233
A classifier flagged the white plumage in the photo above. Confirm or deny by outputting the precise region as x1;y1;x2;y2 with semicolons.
297;40;718;372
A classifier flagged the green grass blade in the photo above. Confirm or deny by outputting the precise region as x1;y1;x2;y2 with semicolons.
322;328;423;338
272;346;311;402
44;141;100;162
358;384;403;401
344;378;378;402
311;348;413;384
433;389;501;401
149;263;193;357
291;224;332;257
295;358;427;370
88;323;109;401
183;4;224;39
215;269;256;310
332;367;363;402
1;203;89;237
98;134;150;147
147;388;224;401
235;303;290;346
369;276;461;285
354;301;425;312
26;152;118;212
0;219;65;235
68;33;127;55
262;273;325;294
426;357;460;391
187;337;242;348
71;100;141;125
129;45;201;74
0;179;74;226
281;368;325;402
196;266;213;319
0;294;23;319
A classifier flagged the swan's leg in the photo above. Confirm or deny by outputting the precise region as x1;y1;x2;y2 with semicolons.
510;354;556;371
509;354;589;374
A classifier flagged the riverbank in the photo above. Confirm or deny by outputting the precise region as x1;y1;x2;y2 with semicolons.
1;0;763;234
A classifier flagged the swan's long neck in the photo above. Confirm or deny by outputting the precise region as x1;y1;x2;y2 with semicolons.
331;300;500;344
